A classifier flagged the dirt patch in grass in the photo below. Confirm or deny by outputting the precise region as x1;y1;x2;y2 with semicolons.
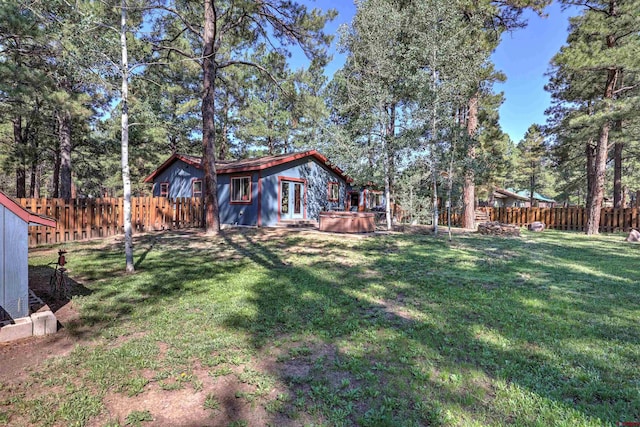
0;327;77;384
0;251;93;385
95;385;212;427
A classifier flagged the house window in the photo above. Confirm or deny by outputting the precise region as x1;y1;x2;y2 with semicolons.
231;176;251;203
159;182;169;197
368;191;382;208
328;182;339;202
192;180;202;197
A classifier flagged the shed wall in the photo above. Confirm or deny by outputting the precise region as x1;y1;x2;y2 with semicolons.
0;205;28;319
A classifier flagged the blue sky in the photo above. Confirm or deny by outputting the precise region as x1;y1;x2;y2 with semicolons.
300;0;579;143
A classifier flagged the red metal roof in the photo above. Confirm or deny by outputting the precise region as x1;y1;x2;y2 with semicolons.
144;150;352;183
0;191;57;227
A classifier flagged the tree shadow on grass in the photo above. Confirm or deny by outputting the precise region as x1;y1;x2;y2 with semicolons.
218;229;638;425
28;264;92;314
27;228;637;425
49;231;250;340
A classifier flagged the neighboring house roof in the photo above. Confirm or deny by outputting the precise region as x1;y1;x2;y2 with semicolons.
0;191;57;227
514;189;556;203
493;188;528;201
144;150;352;183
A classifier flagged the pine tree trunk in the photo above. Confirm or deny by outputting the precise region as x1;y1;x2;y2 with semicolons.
34;164;41;198
58;109;72;199
585;140;595;214
13;117;26;198
52;145;61;198
529;170;535;207
586;122;610;235
121;0;134;273
29;145;38;198
169;135;178;154
586;9;619;234
202;0;220;234
613;141;623;208
462;93;478;229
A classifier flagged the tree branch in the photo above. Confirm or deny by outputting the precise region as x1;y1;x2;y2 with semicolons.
218;59;290;96
153;5;203;39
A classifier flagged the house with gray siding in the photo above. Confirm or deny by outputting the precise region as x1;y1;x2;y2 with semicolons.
0;191;56;320
144;150;355;227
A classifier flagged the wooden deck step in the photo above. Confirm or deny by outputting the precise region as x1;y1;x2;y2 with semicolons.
276;220;318;228
475;211;490;222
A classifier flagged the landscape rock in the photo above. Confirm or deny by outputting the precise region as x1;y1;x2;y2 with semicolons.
477;221;520;237
0;317;33;343
528;221;545;232
626;229;640;243
31;310;57;336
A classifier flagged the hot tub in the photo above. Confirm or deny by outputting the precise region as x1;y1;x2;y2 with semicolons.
319;211;375;233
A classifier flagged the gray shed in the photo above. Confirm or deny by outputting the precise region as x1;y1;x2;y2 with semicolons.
0;191;56;320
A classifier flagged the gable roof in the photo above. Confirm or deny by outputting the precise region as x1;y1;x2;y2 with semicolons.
493;188;528;201
0;191;57;227
144;150;352;183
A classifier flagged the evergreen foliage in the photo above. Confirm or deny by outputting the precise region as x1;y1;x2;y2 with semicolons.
546;0;640;232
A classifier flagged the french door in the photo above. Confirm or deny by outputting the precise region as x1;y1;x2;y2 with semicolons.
280;180;304;220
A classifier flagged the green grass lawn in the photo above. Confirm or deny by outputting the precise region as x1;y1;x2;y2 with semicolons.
3;228;639;426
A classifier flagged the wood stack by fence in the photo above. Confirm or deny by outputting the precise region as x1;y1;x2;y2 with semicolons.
19;197;202;247
439;206;640;233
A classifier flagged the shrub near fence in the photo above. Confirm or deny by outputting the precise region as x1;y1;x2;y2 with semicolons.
19;197;203;247
439;206;640;233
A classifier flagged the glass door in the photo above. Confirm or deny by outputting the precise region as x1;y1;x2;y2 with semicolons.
280;180;304;219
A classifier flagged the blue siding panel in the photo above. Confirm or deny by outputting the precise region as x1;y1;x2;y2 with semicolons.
152;159;204;198
260;157;348;226
0;206;4;316
1;205;29;319
218;173;259;226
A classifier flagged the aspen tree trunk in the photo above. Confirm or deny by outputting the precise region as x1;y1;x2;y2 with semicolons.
383;104;395;231
202;0;221;234
430;66;439;235
121;0;134;272
462;92;478;229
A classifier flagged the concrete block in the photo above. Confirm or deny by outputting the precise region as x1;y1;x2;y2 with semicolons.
0;317;33;342
30;310;57;336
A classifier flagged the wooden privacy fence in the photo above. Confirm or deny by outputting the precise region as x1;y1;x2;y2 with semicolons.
439;206;640;233
19;197;203;247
